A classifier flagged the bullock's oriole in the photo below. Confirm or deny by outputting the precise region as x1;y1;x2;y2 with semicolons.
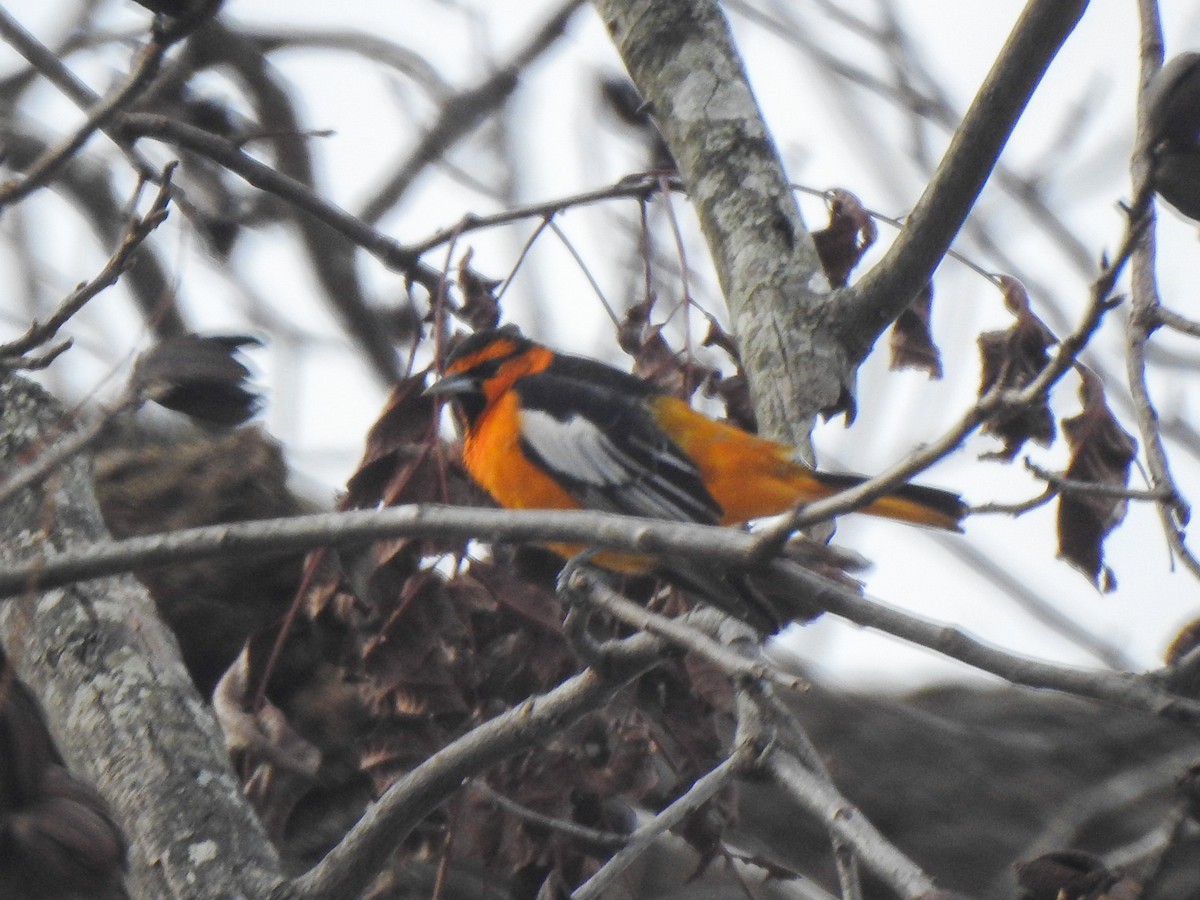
426;326;965;628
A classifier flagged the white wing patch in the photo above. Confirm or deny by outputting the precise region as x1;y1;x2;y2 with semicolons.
520;409;628;486
518;407;719;523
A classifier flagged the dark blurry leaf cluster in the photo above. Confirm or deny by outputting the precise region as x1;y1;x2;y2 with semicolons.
0;651;126;899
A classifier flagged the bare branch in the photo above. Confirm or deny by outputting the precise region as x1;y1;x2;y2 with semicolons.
467;780;629;850
1156;305;1200;337
1126;0;1200;580
843;0;1088;359
116;112;443;298
0;7;161;185
1024;460;1174;503
0;8;208;210
765;748;938;899
561;566;808;694
410;174;681;255
3;502;1200;722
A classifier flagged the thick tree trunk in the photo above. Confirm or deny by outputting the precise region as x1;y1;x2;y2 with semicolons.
0;376;284;899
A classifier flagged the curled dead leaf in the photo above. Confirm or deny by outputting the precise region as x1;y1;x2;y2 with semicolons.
978;277;1057;460
812;188;877;288
890;282;943;378
1057;368;1136;591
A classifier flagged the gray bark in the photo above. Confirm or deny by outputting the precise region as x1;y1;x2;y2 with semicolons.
593;0;841;451
0;376;285;899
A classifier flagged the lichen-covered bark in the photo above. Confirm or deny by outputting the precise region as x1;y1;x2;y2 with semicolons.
0;376;283;899
594;0;849;451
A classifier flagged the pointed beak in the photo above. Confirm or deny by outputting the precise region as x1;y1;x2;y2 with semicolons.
422;372;479;398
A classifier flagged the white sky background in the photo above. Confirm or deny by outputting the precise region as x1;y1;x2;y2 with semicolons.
3;0;1200;688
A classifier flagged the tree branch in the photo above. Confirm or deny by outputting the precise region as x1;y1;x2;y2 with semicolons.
593;0;834;445
843;0;1088;361
358;0;587;225
117;112;444;298
765;749;938;899
4;502;1199;722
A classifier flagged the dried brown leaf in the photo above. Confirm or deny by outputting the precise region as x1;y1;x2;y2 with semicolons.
978;277;1057;459
212;646;323;777
620;311;680;392
343;375;435;508
457;249;502;331
811;188;877;288
702;371;757;433
890;283;943;378
464;561;563;634
699;317;740;362
1057;368;1136;591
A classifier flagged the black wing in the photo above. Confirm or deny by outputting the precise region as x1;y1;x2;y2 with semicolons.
513;371;722;525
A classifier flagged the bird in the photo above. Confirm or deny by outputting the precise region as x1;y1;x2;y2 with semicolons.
425;325;966;629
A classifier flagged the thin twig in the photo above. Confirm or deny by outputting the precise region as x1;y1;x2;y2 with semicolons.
116;112;444;296
970;488;1057;517
571;731;760;899
562;567;808;694
765;748;938;899
1;165;176;366
749;685;864;900
410;175;679;255
466;781;629;850
1153;304;1200;338
1126;0;1200;580
0;7;212;209
357;0;587;225
1003;746;1199;883
925;531;1137;672
1025;460;1174;502
0;7;160;184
